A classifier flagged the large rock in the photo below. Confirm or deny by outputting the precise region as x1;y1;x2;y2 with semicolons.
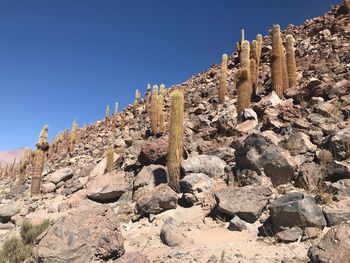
326;179;350;196
160;218;185;247
89;153;123;179
138;138;168;166
180;173;214;200
114;252;150;263
235;133;297;186
323;198;350;227
86;172;128;202
308;222;350;263
296;162;323;190
35;205;124;262
133;165;167;201
269;192;326;232
48;167;73;184
285;132;317;155
324;128;350;160
215;185;272;223
135;184;177;215
0;203;18;223
276;227;303;243
181;155;226;178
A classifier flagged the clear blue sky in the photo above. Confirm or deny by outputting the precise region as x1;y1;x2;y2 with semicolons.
0;0;340;150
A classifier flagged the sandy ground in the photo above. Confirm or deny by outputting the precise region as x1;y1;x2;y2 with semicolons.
122;206;311;263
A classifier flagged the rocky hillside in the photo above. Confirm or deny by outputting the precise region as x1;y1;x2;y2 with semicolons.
0;3;350;263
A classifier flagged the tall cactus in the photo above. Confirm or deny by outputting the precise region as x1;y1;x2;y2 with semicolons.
145;84;151;112
236;41;251;113
286;35;297;88
150;85;159;134
158;84;165;132
256;34;263;64
345;0;350;11
114;102;119;117
105;105;110;119
121;111;126;130
251;40;259;94
271;25;284;98
167;89;184;192
69;119;78;152
106;149;114;173
281;46;289;91
31;125;49;196
219;54;228;104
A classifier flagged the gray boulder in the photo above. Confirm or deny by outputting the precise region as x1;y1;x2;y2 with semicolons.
324;128;350;160
323;198;350;227
181;155;226;177
276;227;303;243
160;218;185;247
228;216;248;231
235;133;296;186
48;167;73;184
180;173;214;200
0;203;19;223
135;184;177;215
86;172;128;202
215;185;272;223
35;205;124;262
269;192;326;231
308;222;350;263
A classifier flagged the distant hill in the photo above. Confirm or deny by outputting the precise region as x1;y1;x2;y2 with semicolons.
0;148;25;167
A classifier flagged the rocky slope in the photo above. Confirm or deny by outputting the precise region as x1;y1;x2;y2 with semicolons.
0;3;350;263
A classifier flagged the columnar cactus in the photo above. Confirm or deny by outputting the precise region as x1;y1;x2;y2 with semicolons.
271;25;284;98
286;35;297;88
106;105;110;119
145;84;151;112
281;46;289;91
69;119;78;152
31;125;49;196
167;89;184;192
114;102;119;117
121;111;126;129
158;84;165;132
219;54;228;104
150;85;159;134
251;40;259;94
106;149;114;173
236;40;251;113
345;0;350;11
256;34;263;63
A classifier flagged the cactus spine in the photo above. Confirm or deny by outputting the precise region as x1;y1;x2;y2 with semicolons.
167;89;184;192
236;41;251;113
158;84;165;132
106;149;114;173
31;125;49;196
271;25;284;98
286;35;297;88
219;54;228;104
150;85;159;134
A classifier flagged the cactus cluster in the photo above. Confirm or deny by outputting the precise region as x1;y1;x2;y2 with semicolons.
167;89;184;192
236;41;251;113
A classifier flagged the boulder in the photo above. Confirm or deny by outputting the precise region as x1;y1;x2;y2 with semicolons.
160;218;185;247
135;184;177;215
35;205;124;262
323;198;350;227
326;179;350;196
89;153;123;178
0;203;19;223
41;182;56;194
114;252;150;263
180;173;214;200
296;162;323;190
48;167;73;184
235;133;297;186
215;185;272;223
86;172;128;202
269;192;326;231
211;103;238;135
308;222;350;263
181;155;226;178
329;160;350;181
133;165;167;201
228;216;248;231
324;128;350;160
138;138;168;166
285;132;317;155
276;227;303;243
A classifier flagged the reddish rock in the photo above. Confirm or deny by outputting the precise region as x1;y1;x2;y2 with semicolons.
138;138;168;166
